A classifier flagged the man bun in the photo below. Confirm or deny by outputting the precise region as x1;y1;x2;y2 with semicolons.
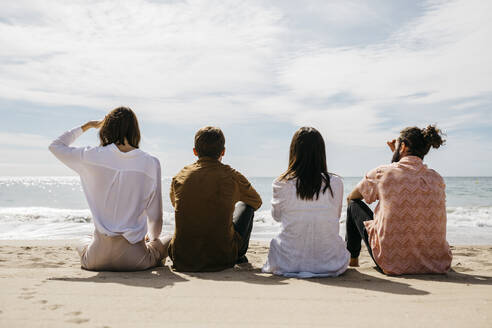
422;125;445;149
399;124;446;159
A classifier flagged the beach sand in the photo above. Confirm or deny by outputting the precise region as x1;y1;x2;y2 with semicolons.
0;241;491;327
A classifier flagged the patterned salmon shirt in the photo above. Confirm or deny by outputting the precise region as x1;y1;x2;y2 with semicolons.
357;156;452;275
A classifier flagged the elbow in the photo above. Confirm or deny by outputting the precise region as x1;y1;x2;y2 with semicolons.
256;198;263;210
271;208;281;222
48;142;57;154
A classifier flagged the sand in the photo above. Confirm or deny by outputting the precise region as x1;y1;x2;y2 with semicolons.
0;241;491;328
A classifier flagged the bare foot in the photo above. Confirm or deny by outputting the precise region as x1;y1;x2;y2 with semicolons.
349;258;359;267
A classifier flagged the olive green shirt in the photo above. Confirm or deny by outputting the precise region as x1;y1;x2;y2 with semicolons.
168;157;262;272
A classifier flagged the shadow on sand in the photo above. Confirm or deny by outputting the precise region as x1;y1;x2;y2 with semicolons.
49;262;492;294
185;264;429;295
397;268;492;285
49;265;188;289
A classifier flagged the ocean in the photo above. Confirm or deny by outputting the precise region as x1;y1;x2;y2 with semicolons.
0;176;491;244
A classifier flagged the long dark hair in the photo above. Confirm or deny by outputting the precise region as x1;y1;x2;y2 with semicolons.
279;127;333;200
99;107;141;148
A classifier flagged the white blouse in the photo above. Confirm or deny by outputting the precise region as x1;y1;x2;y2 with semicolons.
49;127;163;244
262;175;349;278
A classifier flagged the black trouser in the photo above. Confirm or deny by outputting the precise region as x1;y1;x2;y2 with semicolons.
232;201;255;258
345;199;379;266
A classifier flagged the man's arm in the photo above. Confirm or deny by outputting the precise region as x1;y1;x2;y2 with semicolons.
347;186;363;203
234;170;262;210
169;178;176;208
349;167;381;205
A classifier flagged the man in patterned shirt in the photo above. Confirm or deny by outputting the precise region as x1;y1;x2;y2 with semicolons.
346;125;452;275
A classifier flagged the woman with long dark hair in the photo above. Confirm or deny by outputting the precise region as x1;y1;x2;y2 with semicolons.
262;127;349;277
49;107;170;271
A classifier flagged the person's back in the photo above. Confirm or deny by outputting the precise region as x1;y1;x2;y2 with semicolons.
69;144;161;242
262;127;349;278
346;125;452;275
365;156;451;274
49;107;168;271
169;127;262;272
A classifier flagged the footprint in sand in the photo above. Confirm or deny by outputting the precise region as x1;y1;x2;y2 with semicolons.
38;300;48;305
18;295;34;300
66;318;90;324
49;304;63;310
18;289;37;300
65;312;90;324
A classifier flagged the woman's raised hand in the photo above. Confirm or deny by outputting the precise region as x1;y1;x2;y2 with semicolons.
82;119;105;132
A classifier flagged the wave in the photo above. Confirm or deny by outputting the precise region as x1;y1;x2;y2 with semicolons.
0;207;92;223
447;206;492;228
0;206;490;240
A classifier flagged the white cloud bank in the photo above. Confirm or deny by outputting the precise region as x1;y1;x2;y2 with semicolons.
272;0;492;145
0;0;491;175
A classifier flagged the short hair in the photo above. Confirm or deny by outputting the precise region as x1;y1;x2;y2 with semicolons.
194;126;225;159
99;107;140;148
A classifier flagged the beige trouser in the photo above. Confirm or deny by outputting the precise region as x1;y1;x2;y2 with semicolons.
76;230;171;271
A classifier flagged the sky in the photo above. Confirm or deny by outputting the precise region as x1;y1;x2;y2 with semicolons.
0;0;491;177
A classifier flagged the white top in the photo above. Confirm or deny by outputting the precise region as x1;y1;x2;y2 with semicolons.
262;175;349;278
49;127;163;244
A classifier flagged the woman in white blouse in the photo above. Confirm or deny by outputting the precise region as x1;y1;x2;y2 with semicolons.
49;107;170;271
262;127;349;278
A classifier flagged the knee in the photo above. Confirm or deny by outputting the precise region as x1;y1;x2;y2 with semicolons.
235;201;255;215
347;199;359;211
347;199;366;217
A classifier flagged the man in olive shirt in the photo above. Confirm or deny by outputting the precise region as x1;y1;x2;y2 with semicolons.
168;126;262;272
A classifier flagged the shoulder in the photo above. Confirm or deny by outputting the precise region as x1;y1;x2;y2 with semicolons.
80;145;110;160
376;163;393;173
136;151;163;179
328;173;343;185
173;162;197;181
272;177;295;191
365;164;393;180
136;150;160;166
426;167;445;185
224;164;249;182
148;154;161;167
273;177;287;187
327;173;343;191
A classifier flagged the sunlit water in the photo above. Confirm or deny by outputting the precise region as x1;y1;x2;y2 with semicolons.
0;176;491;244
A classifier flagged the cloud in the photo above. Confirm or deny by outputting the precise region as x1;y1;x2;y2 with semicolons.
0;0;491;175
280;0;491;103
272;0;492;145
0;132;51;148
0;0;284;118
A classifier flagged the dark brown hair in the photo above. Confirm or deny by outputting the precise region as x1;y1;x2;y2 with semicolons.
279;127;333;200
194;126;225;159
99;107;141;148
399;124;445;159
